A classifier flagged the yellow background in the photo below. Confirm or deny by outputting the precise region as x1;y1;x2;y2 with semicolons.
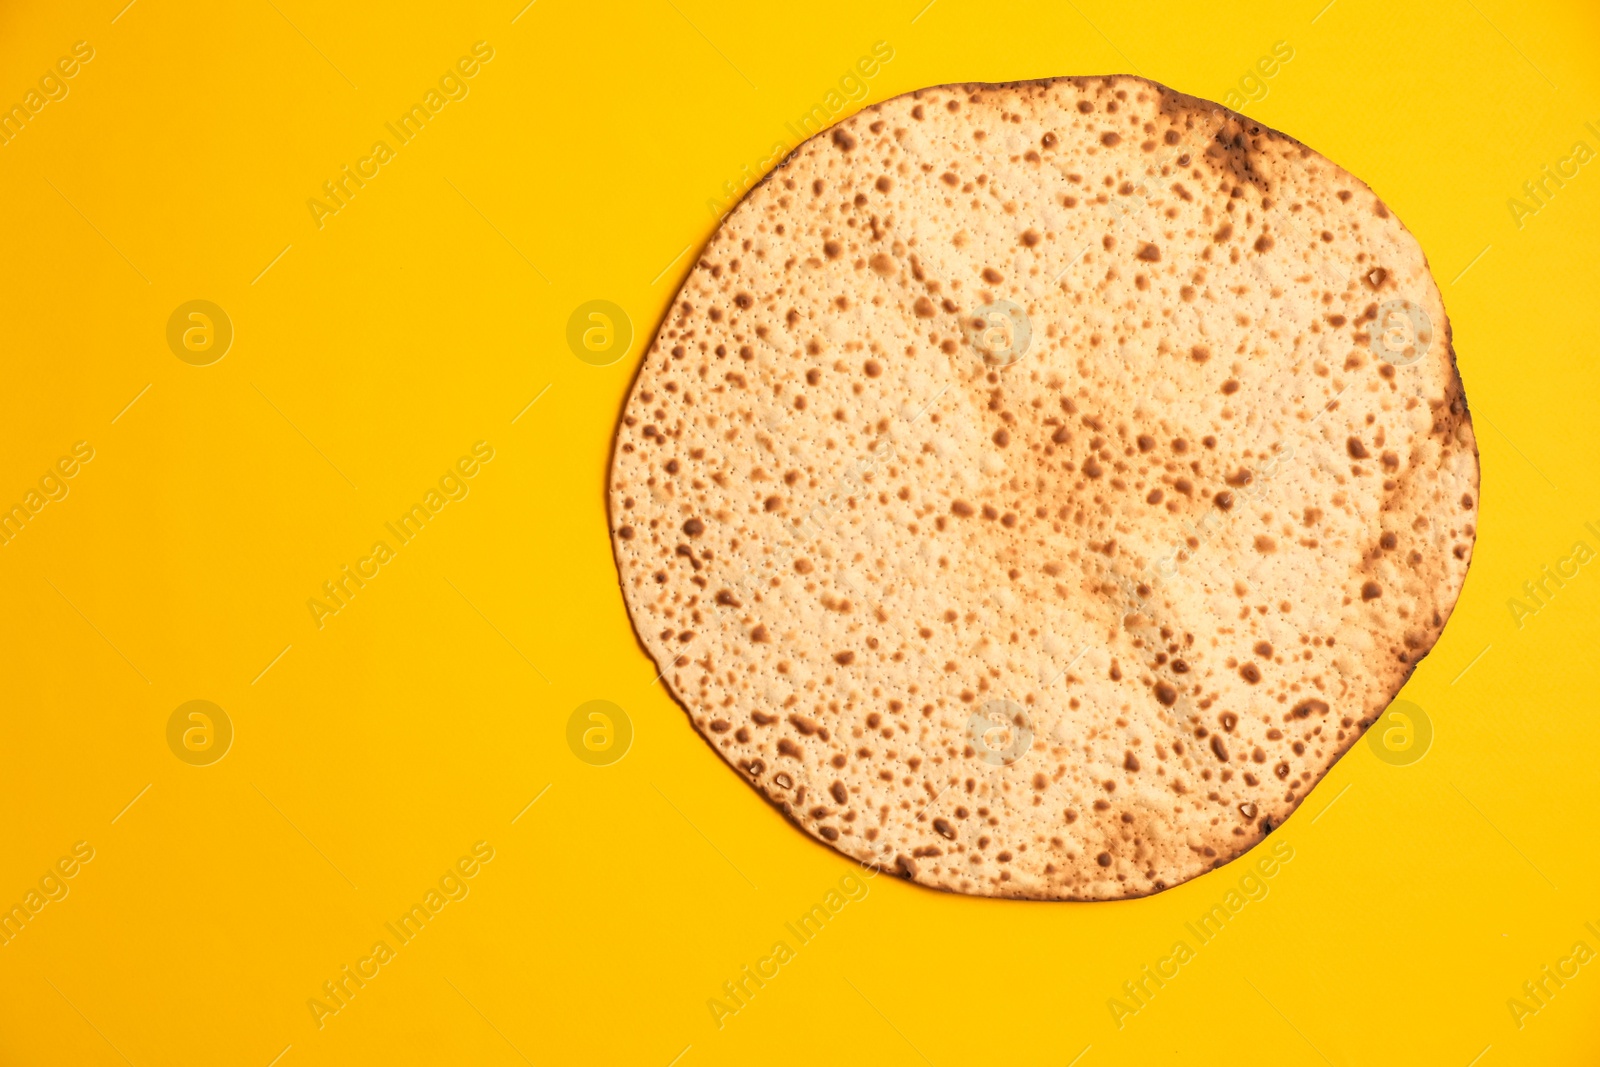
1;0;1597;1063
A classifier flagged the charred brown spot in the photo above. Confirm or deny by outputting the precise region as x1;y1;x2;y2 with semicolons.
1292;699;1329;719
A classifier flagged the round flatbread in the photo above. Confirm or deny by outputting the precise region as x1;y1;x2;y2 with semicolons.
608;75;1477;900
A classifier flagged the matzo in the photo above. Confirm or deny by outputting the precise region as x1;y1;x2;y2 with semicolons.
608;76;1477;900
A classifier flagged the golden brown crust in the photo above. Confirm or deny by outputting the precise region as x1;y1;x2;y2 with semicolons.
607;75;1477;900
